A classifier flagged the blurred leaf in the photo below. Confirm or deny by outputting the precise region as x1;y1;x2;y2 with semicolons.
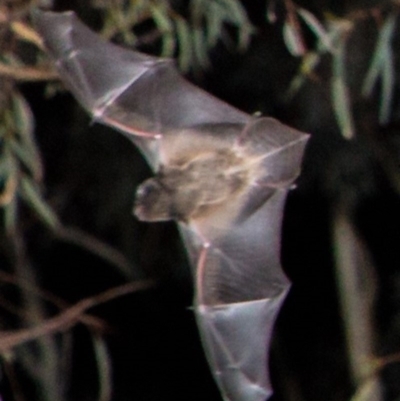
266;0;278;23
286;51;321;99
219;0;247;23
218;0;253;49
380;44;394;124
332;75;355;139
297;7;333;51
331;35;355;139
351;377;382;401
9;140;40;181
283;18;306;57
150;3;176;57
176;18;192;71
12;92;34;140
206;2;224;47
286;18;349;99
10;21;43;49
11;92;43;180
92;334;112;401
362;13;397;97
191;0;205;24
193;27;210;67
4;192;17;234
19;176;59;229
362;13;397;124
0;145;18;210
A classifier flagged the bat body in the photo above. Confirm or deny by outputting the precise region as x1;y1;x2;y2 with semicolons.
34;10;309;401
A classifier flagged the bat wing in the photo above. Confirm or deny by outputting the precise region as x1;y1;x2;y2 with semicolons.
179;120;308;401
34;10;309;401
179;191;289;401
33;10;249;170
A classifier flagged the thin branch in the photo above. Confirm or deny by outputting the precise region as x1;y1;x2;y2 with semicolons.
0;270;105;331
0;280;154;353
54;225;136;279
0;63;59;81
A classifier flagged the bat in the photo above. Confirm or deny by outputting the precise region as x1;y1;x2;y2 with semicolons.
34;9;309;401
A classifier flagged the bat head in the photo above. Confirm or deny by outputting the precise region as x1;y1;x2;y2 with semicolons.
133;148;256;226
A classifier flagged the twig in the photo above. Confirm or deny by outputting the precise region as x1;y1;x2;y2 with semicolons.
54;225;136;279
0;62;59;81
0;270;105;331
0;280;154;353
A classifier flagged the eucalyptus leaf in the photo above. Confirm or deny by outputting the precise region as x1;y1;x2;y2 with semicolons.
297;7;332;51
206;2;224;47
9;140;41;180
332;37;355;139
193;27;210;67
4;195;17;234
283;18;305;57
11;92;43;180
362;13;397;97
380;45;394;124
176;18;192;71
150;4;176;57
92;334;112;401
19;176;59;229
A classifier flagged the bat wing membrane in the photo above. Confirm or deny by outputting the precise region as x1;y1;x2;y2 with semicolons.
179;190;291;401
178;123;308;401
34;10;248;170
35;10;310;401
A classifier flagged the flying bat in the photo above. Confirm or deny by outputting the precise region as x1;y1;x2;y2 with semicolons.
34;10;309;401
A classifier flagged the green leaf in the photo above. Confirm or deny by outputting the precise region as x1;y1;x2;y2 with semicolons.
193;27;210;67
286;51;321;100
191;0;205;25
11;92;43;180
331;37;355;139
332;75;355;139
19;176;59;229
206;2;224;47
285;21;346;99
12;92;34;139
92;334;112;401
362;13;397;97
10;139;41;181
283;18;305;57
4;195;17;234
361;13;397;124
218;0;248;25
218;0;253;49
380;44;394;124
176;18;192;71
297;7;332;51
150;3;176;57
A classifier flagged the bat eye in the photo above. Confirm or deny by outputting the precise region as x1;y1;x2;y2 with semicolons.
135;180;160;202
134;179;173;222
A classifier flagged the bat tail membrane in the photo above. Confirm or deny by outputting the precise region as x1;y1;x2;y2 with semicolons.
195;293;289;401
180;189;292;401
